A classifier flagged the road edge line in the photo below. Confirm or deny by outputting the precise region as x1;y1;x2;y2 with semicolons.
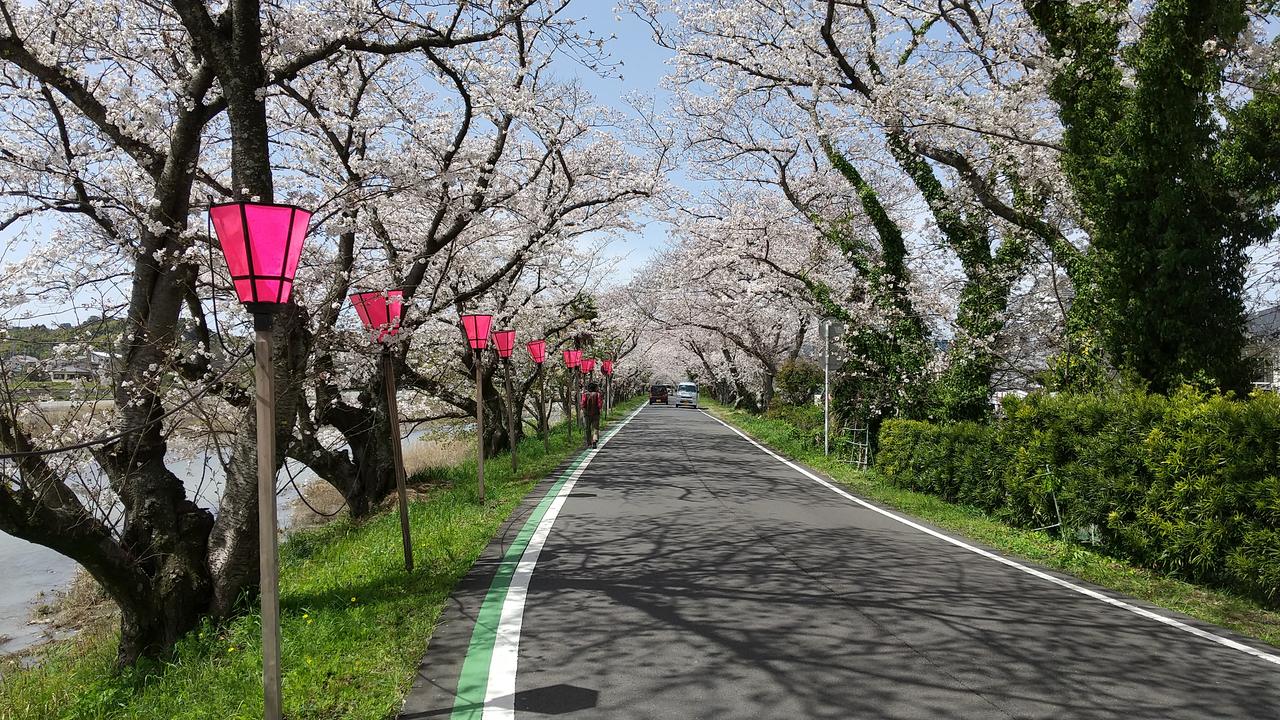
448;403;647;720
700;409;1280;669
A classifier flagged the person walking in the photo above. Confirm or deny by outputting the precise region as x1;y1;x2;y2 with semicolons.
582;382;603;449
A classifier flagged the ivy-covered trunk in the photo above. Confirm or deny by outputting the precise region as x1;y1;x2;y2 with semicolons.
1025;0;1268;393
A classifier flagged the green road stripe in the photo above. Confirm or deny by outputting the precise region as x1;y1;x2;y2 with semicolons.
450;411;636;719
450;451;590;720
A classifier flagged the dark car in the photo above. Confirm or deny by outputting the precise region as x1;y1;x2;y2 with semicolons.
649;384;669;404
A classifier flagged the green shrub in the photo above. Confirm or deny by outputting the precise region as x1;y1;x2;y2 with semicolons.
876;420;1000;507
763;403;824;448
776;359;823;406
877;389;1280;605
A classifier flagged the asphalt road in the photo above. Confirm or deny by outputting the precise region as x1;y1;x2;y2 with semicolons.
402;405;1280;719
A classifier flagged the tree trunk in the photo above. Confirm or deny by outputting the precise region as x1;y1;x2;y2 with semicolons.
91;146;216;665
721;346;758;412
317;375;398;518
760;370;777;412
291;411;397;519
93;271;215;665
504;359;517;473
482;387;513;458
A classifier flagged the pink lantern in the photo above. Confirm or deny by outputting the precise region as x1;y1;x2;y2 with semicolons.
460;314;493;351
209;201;313;719
580;357;596;374
349;290;403;344
526;339;547;364
602;360;614;376
562;349;580;369
209;202;312;310
493;329;516;358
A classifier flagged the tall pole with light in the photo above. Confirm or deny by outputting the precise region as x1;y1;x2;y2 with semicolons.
819;317;842;456
570;349;583;432
209;201;311;720
602;359;614;416
527;339;548;452
350;290;413;572
561;349;580;440
493;329;517;474
461;314;493;502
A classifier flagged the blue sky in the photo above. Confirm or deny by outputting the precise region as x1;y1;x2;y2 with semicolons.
0;6;678;325
561;7;677;283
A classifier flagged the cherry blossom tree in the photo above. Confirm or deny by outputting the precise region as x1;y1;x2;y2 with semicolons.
189;23;665;518
630;0;1086;423
0;0;605;666
629;211;814;411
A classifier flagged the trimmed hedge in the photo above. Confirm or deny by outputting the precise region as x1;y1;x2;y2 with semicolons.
876;389;1280;605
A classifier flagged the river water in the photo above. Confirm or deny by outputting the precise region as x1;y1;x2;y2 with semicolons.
0;427;438;655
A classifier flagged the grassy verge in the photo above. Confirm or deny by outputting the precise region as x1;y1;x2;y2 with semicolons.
704;401;1280;648
0;398;643;720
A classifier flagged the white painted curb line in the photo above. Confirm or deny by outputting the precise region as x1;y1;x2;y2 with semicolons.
701;409;1280;669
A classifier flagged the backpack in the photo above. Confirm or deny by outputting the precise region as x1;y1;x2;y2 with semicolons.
583;391;602;417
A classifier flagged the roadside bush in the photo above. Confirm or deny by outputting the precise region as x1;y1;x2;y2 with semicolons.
776;358;823;406
877;389;1280;605
876;420;1002;509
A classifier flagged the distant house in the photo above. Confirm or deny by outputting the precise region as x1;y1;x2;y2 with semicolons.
2;354;41;379
1246;306;1280;390
50;364;95;381
87;350;114;378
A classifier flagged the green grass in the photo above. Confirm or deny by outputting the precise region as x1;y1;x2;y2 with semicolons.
0;398;643;720
705;401;1280;649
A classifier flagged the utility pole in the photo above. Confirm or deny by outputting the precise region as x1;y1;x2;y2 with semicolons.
823;319;830;456
820;318;843;456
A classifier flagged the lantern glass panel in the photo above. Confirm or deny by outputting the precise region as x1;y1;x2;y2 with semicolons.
494;329;516;358
350;290;403;343
526;339;546;364
461;314;493;350
210;202;311;306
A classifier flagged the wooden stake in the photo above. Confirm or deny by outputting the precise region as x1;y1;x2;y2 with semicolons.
254;322;282;720
384;348;413;572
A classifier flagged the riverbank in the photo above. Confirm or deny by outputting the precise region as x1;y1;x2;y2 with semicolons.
0;401;639;720
0;433;468;665
0;424;471;657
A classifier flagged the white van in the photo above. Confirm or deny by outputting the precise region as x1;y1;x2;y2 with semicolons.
674;382;699;408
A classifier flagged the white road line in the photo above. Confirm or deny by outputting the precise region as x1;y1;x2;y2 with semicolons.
484;404;647;720
701;410;1280;668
